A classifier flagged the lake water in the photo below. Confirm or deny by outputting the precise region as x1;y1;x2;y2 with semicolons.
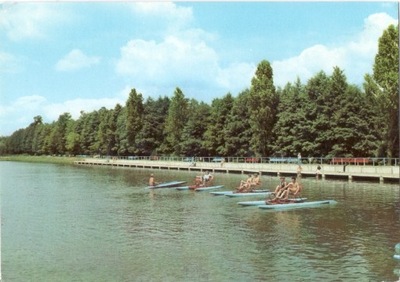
1;161;399;281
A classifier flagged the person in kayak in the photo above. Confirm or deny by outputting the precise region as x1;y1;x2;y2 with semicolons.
246;173;261;192
202;171;214;186
236;174;253;192
149;174;158;186
272;176;287;197
194;175;203;187
277;176;301;200
252;173;261;186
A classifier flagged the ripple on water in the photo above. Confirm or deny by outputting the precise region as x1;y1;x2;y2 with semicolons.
1;163;399;282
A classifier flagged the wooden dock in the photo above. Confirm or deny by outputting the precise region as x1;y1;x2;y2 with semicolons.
74;158;399;184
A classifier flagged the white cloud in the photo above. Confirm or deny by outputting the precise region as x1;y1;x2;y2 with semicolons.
217;62;255;92
55;49;100;72
14;95;47;108
0;51;21;73
43;98;123;121
116;34;255;100
0;95;124;136
115;2;256;101
273;45;346;86
0;95;46;119
117;36;218;82
130;2;193;30
272;12;397;87
0;3;67;41
0;95;47;135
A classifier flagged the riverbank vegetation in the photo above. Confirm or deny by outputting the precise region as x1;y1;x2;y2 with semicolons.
1;25;398;159
0;155;78;165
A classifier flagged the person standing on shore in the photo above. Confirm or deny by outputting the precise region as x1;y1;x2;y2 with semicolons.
316;165;321;179
296;165;302;179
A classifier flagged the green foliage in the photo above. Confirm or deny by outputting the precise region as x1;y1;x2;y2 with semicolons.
161;88;189;155
203;94;234;156
248;60;278;156
371;24;399;158
76;111;100;155
180;99;210;156
0;137;7;155
125;89;144;154
135;97;169;156
94;107;116;155
223;89;252;156
46;113;72;155
273;79;312;156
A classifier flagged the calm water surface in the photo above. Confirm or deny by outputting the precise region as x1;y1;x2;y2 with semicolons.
1;162;399;281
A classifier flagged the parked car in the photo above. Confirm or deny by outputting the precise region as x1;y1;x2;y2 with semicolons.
212;157;224;162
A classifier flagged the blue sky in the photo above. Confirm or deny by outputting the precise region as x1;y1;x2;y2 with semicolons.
0;2;397;136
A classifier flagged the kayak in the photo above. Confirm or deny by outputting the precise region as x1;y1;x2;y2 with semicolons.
146;181;187;189
210;189;269;196
177;185;224;191
175;186;190;190
225;192;273;198
194;185;224;191
210;191;234;196
238;198;307;206
258;200;338;210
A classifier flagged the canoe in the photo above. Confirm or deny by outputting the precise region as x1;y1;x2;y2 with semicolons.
238;198;307;206
146;181;187;189
175;186;190;190
237;200;266;206
225;191;273;198
210;189;269;196
177;185;224;191
195;185;224;191
258;200;338;210
210;191;234;196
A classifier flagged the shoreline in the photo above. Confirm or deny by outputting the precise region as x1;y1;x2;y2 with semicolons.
75;157;400;185
2;155;399;184
0;155;78;165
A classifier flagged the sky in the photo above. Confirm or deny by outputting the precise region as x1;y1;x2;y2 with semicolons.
0;1;398;136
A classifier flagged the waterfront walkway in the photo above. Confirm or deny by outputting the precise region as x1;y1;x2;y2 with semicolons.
74;158;399;184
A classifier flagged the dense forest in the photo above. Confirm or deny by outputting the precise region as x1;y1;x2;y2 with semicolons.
1;25;398;159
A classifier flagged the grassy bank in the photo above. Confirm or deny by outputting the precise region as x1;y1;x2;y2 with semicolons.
0;155;79;165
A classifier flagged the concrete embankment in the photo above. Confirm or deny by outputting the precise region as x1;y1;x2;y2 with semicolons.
75;158;399;184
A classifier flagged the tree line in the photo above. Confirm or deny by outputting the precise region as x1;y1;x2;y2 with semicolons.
1;25;398;159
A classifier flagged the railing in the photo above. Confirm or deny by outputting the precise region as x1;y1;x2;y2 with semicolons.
83;155;400;166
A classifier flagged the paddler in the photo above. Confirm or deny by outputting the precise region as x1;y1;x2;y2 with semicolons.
277;176;301;200
250;173;261;188
202;171;214;186
236;174;253;193
149;173;158;186
268;176;292;203
194;175;203;187
272;176;287;196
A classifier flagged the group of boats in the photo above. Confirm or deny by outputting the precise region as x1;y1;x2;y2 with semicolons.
146;180;338;210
